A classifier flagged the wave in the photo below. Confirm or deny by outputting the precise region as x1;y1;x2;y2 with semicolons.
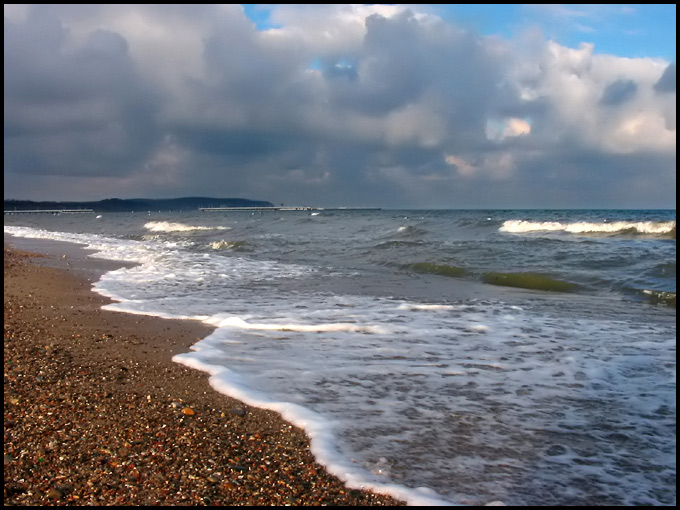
482;272;581;293
641;289;676;308
374;240;425;250
405;262;467;278
405;263;580;293
500;220;676;237
144;221;230;233
395;225;428;237
209;240;249;251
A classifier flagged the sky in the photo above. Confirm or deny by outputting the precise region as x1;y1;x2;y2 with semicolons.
4;4;676;209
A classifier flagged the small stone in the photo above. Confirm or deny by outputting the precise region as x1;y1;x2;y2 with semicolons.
229;407;246;416
181;407;195;416
46;488;63;500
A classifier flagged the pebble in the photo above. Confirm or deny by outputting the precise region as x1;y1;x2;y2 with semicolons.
46;488;63;500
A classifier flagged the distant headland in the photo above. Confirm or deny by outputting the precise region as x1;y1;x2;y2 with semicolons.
3;197;274;213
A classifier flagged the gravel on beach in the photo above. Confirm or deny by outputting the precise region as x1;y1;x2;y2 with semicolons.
4;246;405;506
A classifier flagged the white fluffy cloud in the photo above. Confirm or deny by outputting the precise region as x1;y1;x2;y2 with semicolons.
512;41;674;154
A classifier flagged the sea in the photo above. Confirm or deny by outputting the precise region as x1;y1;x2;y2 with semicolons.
4;208;676;506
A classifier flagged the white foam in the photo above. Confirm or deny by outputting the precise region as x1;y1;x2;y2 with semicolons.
173;333;456;506
144;221;230;232
500;220;675;235
465;324;490;333
170;292;676;505
398;303;455;311
213;316;390;334
209;240;242;250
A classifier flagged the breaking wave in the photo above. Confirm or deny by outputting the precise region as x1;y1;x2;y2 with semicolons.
209;240;249;251
641;289;677;308
500;220;675;237
144;221;230;233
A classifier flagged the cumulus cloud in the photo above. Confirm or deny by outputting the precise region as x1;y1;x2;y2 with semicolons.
3;4;675;207
600;79;638;106
654;62;676;93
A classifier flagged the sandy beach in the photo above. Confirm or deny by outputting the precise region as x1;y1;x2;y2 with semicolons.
3;244;404;506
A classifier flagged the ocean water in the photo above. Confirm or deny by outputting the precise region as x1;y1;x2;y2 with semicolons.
4;208;676;506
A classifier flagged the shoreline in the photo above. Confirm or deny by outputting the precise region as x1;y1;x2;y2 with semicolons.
3;242;405;505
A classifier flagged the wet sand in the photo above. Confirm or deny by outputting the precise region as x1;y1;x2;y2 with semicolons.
3;244;404;506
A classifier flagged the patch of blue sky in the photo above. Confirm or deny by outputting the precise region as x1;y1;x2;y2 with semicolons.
241;4;280;30
425;4;676;61
242;4;675;62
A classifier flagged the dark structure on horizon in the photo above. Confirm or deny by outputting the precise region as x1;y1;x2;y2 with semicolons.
4;197;274;213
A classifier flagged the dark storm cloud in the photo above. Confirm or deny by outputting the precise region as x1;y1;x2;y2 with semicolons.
3;5;675;207
4;7;160;181
323;10;505;144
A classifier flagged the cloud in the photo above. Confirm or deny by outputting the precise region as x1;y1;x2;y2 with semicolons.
654;62;676;93
4;7;161;180
445;154;475;177
3;4;675;208
485;117;532;141
600;79;637;105
508;41;675;155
